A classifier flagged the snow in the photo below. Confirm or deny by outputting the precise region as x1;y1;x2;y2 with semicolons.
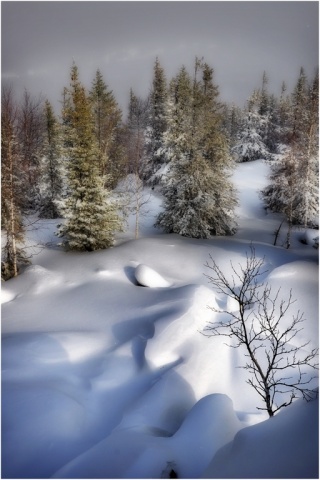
1;159;318;478
203;395;319;479
135;263;172;287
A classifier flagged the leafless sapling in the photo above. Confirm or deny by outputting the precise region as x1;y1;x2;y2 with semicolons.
204;246;319;417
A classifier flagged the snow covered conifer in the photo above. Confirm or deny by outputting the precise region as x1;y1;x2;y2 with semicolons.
156;59;237;238
39;100;64;218
126;88;149;176
17;90;45;211
89;70;126;187
57;64;122;251
291;67;308;142
294;68;319;228
232;109;269;162
262;70;318;242
144;57;168;184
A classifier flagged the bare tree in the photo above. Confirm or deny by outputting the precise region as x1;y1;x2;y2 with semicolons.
1;86;29;279
204;246;318;417
119;174;151;239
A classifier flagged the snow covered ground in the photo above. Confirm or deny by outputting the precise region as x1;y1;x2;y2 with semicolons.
1;160;319;478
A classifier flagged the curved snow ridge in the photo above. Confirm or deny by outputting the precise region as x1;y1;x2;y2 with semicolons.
145;284;218;368
22;265;63;294
52;393;243;479
135;264;172;288
1;289;16;304
267;260;318;281
203;396;319;479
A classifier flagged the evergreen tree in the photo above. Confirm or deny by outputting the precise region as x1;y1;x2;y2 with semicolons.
126;89;149;176
261;68;319;241
264;94;280;154
17;90;45;211
262;146;300;248
232;110;269;162
57;64;122;251
291;67;308;142
89;69;126;188
259;71;269;117
156;59;237;238
277;81;292;145
235;74;280;160
144;57;168;184
221;103;243;150
39;100;64;218
295;69;319;228
1;87;29;279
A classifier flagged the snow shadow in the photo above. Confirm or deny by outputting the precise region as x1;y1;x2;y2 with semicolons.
111;304;184;368
124;265;139;285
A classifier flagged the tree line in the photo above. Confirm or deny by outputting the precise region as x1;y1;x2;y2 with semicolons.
1;58;319;279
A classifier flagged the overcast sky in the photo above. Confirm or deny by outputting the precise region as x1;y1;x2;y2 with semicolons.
1;1;319;113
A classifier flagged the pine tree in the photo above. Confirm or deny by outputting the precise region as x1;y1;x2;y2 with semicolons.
89;70;126;188
290;67;308;143
126;89;149;176
262;147;300;247
221;103;243;150
264;94;280;154
259;71;269;117
295;69;319;228
277;81;292;145
17;90;45;211
144;57;168;184
39;100;64;218
261;68;319;241
57;64;122;251
1;87;29;279
156;59;237;238
232;110;269;162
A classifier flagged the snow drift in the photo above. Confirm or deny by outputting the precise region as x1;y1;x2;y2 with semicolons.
1;160;318;478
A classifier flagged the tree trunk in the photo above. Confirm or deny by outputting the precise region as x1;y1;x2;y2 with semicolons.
9;141;18;277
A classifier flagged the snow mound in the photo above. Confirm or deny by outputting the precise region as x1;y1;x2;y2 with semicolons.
54;393;242;479
135;264;171;288
22;265;63;293
203;396;319;478
301;228;319;248
172;393;242;478
1;288;16;304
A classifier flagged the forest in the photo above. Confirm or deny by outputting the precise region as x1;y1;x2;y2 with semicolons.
1;56;319;479
1;57;319;280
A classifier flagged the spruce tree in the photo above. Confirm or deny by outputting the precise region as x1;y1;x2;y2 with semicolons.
261;68;319;240
17;90;45;211
39;100;64;218
126;89;149;176
232;110;269;162
222;103;243;150
58;64;122;251
156;59;237;238
144;57;168;184
291;67;308;142
295;69;319;228
89;70;125;188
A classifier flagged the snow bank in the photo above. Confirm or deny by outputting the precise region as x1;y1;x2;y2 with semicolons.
135;263;172;288
203;396;319;478
54;393;242;479
22;264;63;293
1;288;16;303
301;228;319;248
2;160;318;479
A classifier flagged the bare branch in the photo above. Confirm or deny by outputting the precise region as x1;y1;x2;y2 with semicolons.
204;245;319;417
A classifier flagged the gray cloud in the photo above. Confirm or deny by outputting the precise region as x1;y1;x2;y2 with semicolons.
1;1;318;113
